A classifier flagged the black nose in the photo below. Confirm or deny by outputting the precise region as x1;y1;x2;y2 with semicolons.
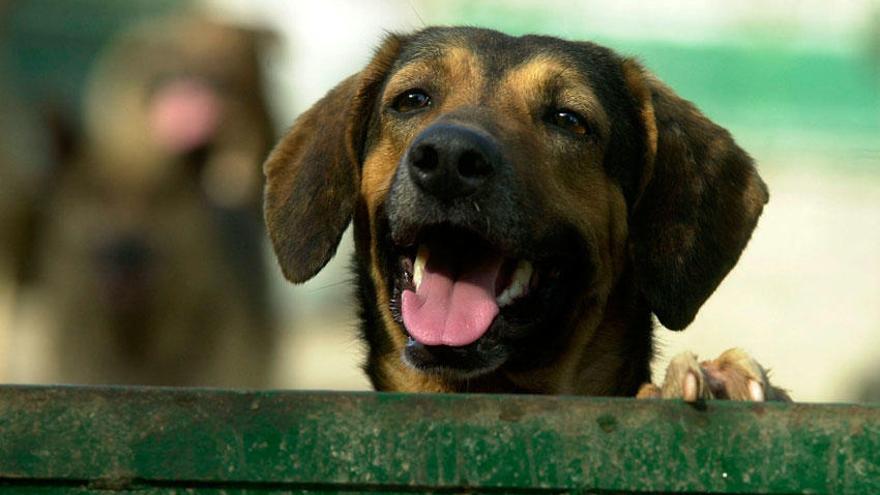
407;124;499;201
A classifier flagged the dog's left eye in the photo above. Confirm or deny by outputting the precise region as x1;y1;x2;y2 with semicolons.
548;109;589;136
392;89;432;113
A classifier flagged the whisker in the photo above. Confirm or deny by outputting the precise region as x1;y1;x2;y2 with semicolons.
407;0;427;27
309;277;356;292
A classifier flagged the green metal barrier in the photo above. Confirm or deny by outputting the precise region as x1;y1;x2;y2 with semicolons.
0;386;877;494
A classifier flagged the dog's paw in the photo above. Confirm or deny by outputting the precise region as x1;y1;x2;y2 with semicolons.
636;348;791;402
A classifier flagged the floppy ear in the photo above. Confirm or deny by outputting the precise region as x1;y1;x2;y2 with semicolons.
623;59;769;330
263;35;405;283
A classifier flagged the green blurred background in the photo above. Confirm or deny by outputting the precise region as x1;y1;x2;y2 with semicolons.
4;1;878;160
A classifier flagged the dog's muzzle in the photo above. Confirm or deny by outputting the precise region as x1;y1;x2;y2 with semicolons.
386;123;535;349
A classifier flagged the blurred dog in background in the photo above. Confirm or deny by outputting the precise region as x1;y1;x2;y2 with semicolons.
6;15;278;387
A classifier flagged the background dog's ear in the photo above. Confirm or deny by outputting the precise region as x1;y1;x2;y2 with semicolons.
623;59;769;330
264;35;405;283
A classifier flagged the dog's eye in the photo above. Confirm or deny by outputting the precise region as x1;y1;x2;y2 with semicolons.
549;109;589;136
392;89;432;113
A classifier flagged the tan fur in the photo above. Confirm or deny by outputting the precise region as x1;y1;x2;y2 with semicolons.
498;56;610;138
362;144;409;354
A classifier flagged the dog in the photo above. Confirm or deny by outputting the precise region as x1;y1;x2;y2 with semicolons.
264;27;789;400
6;16;277;387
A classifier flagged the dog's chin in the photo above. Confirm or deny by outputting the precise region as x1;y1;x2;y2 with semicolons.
402;338;508;380
383;223;580;379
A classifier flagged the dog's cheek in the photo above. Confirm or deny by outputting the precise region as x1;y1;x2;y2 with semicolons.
361;141;401;218
556;164;630;295
601;184;631;284
360;141;409;349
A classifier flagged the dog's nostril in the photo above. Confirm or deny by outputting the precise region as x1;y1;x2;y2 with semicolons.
457;150;490;179
411;144;439;172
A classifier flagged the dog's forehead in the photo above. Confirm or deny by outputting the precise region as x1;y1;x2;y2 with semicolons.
381;27;618;142
392;27;619;85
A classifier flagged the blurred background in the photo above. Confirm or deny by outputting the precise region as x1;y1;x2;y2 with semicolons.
0;0;877;401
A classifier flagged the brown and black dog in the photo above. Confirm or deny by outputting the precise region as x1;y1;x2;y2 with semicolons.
265;27;789;400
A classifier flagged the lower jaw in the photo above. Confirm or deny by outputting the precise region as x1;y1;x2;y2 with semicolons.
401;338;508;380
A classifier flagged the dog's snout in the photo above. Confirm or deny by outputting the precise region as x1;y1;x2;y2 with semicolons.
407;124;499;200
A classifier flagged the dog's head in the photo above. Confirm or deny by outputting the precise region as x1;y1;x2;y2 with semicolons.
33;17;274;323
265;27;767;382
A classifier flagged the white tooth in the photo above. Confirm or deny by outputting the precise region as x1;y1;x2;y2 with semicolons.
497;289;512;307
513;260;533;289
413;245;428;290
496;260;533;307
497;283;519;308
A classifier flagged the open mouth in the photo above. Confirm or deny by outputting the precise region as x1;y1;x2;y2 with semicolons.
395;226;541;349
381;206;588;378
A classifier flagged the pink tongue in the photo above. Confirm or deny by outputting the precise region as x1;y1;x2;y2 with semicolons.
402;254;503;347
149;79;222;154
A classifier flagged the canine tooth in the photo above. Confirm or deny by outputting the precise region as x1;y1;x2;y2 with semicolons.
513;260;533;288
497;291;512;307
497;260;533;307
413;245;428;290
497;283;520;307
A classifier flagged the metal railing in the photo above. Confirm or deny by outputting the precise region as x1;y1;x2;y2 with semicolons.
0;385;877;493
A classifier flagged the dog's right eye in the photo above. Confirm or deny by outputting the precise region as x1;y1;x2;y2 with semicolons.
392;89;432;113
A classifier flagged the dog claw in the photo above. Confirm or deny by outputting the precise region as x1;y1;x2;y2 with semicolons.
683;371;699;402
748;378;765;402
652;352;710;400
639;348;791;402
